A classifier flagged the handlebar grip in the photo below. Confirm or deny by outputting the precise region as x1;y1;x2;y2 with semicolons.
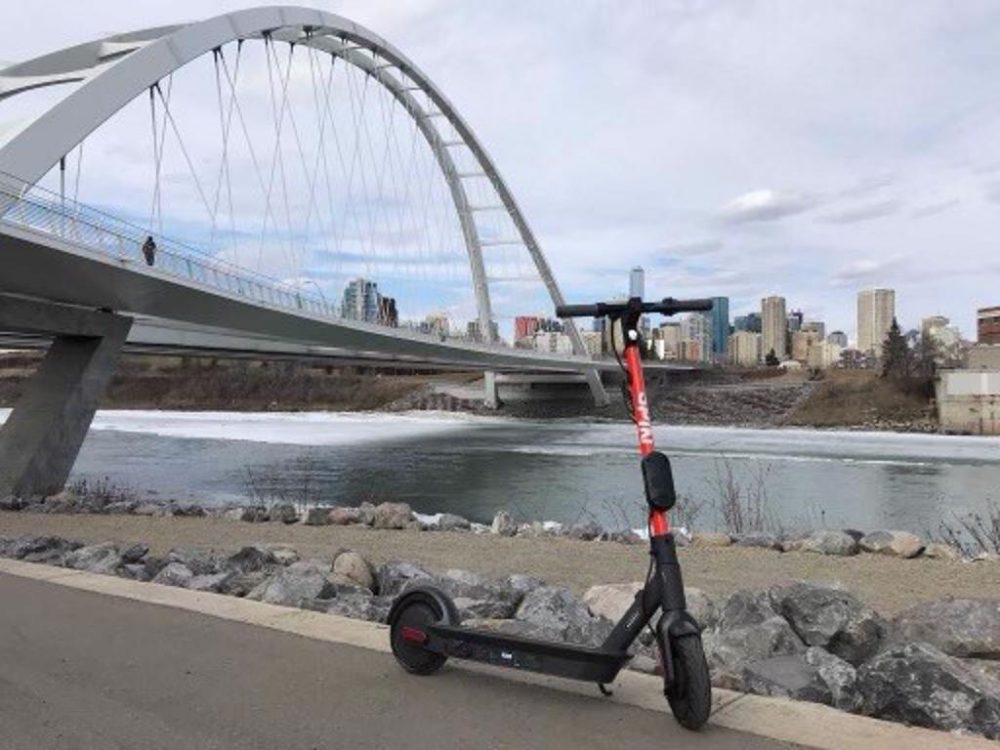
555;303;602;318
655;297;714;314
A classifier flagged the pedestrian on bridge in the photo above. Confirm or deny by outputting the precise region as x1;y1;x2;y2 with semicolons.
142;235;157;267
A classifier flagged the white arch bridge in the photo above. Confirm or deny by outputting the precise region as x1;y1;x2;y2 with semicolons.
0;6;670;498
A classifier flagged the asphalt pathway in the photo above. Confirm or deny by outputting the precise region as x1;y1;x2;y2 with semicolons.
0;573;797;749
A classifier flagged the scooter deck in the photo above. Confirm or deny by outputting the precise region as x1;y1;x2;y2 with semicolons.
429;623;632;683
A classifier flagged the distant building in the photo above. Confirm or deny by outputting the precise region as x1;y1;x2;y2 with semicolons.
827;330;848;348
580;331;603;357
787;309;804;333
791;330;824;362
734;313;762;333
857;288;895;355
629;266;645;298
377;296;398;327
340;277;381;322
922;315;963;364
807;341;843;369
802;320;826;339
681;314;710;362
653;323;682;361
425;312;450;336
532;331;574;355
708;296;730;360
679;338;703;363
467;319;500;342
978;306;1000;344
728;330;761;367
761;296;787;360
514;315;541;341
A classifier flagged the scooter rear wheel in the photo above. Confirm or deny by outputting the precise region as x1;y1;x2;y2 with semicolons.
664;633;712;730
389;597;448;676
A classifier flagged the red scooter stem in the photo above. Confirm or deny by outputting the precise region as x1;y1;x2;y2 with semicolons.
623;338;671;537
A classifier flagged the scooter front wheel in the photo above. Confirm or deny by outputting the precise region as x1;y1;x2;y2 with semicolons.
663;633;712;730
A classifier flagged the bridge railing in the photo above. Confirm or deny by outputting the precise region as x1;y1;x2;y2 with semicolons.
0;173;380;324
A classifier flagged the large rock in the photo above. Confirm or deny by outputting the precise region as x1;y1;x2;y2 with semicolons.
188;571;236;592
170;502;206;518
120;543;150;565
892;599;1000;658
226;545;277;574
64;542;122;575
515;585;610;645
247;564;335;606
704;616;805;688
491;510;517;537
240;506;269;523
152;562;194;588
438;513;471;532
858;641;1000;738
564;521;603;541
691;532;732;548
302;507;332;526
376;560;434;596
718;589;779;630
741;648;860;711
0;496;25;511
331;550;375;591
263;544;300;566
218;570;270;597
269;503;299;524
686;587;719;630
371;502;413;530
923;543;962;561
165;548;220;576
434;569;520;617
10;536;81;564
583;582;642;621
769;582;884;665
328;507;365;525
859;530;925;559
504;574;544;598
798;530;859;556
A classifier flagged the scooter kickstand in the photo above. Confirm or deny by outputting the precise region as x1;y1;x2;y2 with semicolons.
597;683;614;697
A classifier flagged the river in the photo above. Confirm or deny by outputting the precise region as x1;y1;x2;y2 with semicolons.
22;409;998;537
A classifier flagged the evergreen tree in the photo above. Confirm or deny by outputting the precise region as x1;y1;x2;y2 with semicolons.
881;317;909;379
764;348;780;367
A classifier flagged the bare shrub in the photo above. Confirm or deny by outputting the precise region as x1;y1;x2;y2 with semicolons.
69;476;140;509
708;458;777;536
933;501;1000;558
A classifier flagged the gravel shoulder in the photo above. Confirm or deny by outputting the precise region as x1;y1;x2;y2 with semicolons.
2;511;992;615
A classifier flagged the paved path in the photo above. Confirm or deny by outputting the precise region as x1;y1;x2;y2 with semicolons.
0;573;796;750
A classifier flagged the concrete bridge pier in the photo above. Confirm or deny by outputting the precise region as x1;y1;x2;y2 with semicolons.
0;295;132;499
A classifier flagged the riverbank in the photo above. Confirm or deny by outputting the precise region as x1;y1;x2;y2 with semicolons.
1;511;993;614
0;352;936;431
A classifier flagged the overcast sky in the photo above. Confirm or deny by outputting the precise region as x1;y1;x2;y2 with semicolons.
3;1;1000;341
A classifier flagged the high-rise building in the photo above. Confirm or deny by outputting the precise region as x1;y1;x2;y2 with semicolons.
807;341;843;369
377;296;398;327
734;313;762;333
761;296;787;360
629;266;645;299
978;306;1000;344
681;314;710;362
729;331;762;367
340;277;381;322
802;320;826;339
467;319;500;342
857;288;896;355
708;296;730;359
827;331;848;348
653;323;682;361
787;309;804;333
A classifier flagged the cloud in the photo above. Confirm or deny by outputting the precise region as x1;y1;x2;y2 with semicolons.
830;255;906;287
717;189;817;224
658;239;724;257
910;198;960;219
818;199;900;225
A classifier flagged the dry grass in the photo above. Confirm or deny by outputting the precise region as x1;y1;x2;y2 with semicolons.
784;369;933;427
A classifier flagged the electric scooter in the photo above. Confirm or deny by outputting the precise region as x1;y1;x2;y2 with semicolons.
387;296;715;730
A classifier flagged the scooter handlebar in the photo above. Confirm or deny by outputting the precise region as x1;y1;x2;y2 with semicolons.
556;297;714;319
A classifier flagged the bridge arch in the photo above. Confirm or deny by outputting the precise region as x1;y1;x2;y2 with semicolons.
0;6;601;400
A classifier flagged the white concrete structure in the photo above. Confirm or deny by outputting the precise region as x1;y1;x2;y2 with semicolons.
728;330;761;367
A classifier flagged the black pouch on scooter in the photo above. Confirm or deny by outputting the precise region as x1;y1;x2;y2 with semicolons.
641;451;676;510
